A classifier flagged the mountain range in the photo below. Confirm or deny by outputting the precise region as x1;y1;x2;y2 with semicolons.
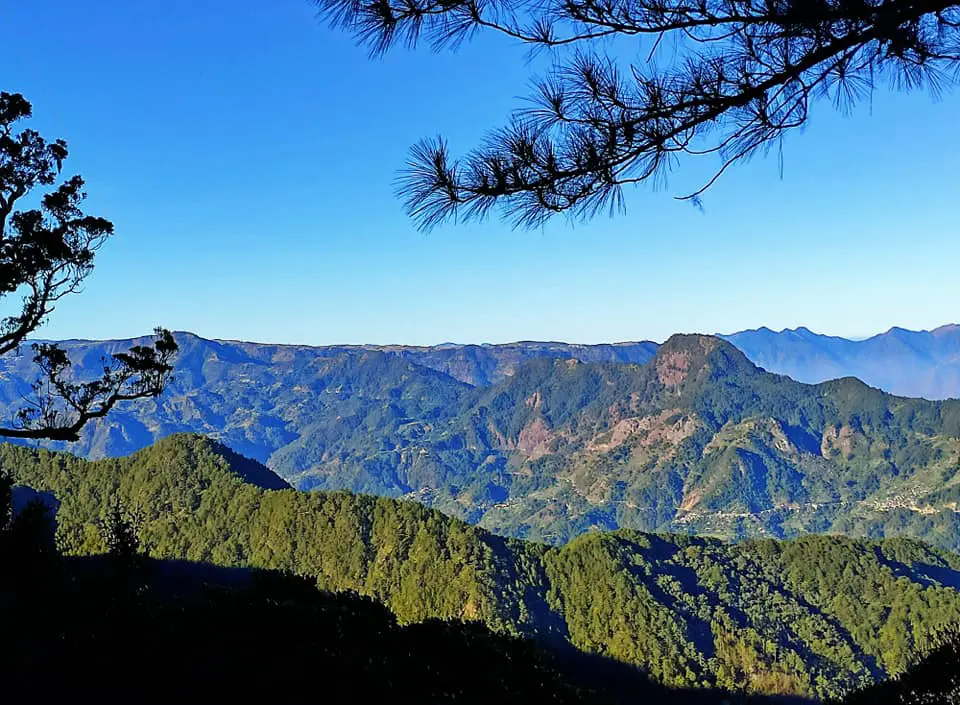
3;331;960;550
721;325;960;400
5;433;960;700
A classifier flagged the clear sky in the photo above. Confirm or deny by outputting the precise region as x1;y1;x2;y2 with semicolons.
3;0;958;346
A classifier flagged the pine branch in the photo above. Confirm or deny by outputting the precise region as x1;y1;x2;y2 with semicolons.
314;0;960;228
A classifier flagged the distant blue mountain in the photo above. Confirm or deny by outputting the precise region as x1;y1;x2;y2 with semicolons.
721;324;960;400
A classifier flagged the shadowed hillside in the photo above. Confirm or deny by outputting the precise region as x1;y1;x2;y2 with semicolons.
0;554;637;704
4;434;960;700
829;626;960;705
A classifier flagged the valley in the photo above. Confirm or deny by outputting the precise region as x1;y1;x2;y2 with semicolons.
4;330;960;701
3;330;960;551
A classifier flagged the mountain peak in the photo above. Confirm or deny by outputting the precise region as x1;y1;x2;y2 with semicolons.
931;324;960;336
653;334;750;387
657;333;722;353
140;434;291;491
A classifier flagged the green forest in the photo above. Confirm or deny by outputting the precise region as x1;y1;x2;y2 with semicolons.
5;433;960;701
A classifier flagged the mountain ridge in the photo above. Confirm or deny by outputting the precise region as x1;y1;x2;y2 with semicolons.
32;321;960;399
5;432;960;700
721;324;960;400
5;330;960;550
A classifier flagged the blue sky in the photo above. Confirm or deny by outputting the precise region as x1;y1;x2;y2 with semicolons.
3;0;958;346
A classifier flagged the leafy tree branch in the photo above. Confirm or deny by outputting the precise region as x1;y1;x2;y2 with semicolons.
0;92;177;441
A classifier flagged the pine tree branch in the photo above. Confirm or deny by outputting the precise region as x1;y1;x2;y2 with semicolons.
314;0;960;228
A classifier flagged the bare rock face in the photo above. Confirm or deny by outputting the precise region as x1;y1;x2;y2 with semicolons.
657;351;693;387
654;335;721;387
821;424;860;460
516;417;555;459
587;410;699;453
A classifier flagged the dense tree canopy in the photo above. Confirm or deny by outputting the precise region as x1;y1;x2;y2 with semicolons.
0;92;176;440
6;433;960;699
314;0;960;229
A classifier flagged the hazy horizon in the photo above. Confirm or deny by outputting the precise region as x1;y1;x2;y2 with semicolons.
19;321;958;349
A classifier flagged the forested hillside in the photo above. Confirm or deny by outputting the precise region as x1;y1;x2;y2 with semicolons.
834;627;960;705
0;548;631;703
4;333;960;550
5;434;960;700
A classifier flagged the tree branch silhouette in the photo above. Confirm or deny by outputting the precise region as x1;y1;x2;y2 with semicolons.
0;92;177;442
314;0;960;229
